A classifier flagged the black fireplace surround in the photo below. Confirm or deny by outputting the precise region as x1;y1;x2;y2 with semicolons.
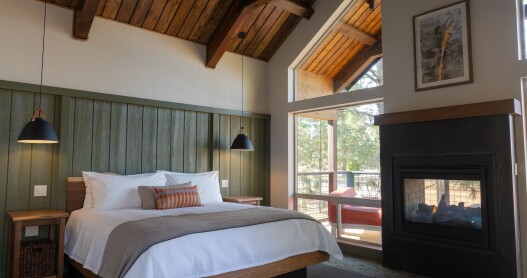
377;102;521;278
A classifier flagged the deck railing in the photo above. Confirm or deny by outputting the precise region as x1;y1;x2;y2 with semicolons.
297;171;381;196
296;171;381;221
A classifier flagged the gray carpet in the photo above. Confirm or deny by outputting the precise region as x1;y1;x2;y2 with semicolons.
308;263;371;278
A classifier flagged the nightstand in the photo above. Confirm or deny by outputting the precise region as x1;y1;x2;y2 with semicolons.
222;196;263;206
7;209;69;278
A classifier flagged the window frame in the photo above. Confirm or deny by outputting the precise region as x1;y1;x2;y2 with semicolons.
293;102;384;247
519;1;527;59
343;57;384;93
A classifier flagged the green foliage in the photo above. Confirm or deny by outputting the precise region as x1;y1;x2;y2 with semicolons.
347;59;383;92
336;104;381;171
296;103;381;175
296;117;329;172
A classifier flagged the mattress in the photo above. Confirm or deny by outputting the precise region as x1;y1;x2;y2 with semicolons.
65;202;342;278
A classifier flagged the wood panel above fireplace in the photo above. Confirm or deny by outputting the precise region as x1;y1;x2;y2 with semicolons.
374;99;521;126
376;99;522;277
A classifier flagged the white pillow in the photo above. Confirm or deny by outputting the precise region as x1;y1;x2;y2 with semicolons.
161;171;223;205
81;172;97;208
81;172;119;208
84;172;166;210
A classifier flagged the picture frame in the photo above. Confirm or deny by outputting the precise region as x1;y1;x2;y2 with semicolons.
413;1;472;91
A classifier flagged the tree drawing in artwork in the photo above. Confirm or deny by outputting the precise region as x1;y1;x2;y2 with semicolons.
419;7;464;83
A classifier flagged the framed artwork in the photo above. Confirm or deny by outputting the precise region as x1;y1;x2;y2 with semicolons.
413;1;472;91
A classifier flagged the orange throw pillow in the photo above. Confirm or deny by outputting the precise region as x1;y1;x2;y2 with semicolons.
152;185;201;210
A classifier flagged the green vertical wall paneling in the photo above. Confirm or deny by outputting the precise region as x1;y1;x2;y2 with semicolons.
250;118;261;198
230;116;241;196
109;102;127;174
57;96;75;209
184;111;197;173
71;98;94;176
141;107;158;173
29;94;55;211
211;114;220;173
126;105;143;174
196;112;209;173
0;90;11;278
156;108;172;171
91;101;111;172
265;120;271;206
240;117;252;196
50;95;63;210
0;83;271;278
6;91;35;212
218;115;231;197
170;110;185;172
261;118;268;203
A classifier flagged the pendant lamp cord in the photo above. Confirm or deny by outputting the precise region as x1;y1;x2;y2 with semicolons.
241;41;244;121
240;32;245;133
38;2;47;117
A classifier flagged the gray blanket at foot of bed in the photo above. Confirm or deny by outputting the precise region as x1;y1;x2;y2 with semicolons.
99;207;316;278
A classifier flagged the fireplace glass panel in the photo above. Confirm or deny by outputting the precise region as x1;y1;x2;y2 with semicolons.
404;179;482;229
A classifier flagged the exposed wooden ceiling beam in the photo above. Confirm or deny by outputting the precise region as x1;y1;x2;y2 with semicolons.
335;21;377;46
206;0;313;68
273;0;314;19
333;40;382;93
206;0;265;68
245;0;314;19
73;0;100;40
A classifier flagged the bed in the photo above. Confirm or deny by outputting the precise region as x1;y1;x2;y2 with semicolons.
64;177;342;278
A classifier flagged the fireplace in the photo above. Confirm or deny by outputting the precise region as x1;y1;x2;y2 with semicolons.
404;177;482;230
375;100;521;277
393;154;491;248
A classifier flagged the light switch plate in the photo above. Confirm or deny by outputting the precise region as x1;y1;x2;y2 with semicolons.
34;185;47;197
25;226;38;237
221;180;229;188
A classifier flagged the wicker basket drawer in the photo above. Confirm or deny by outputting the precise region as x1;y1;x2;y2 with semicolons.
20;240;55;278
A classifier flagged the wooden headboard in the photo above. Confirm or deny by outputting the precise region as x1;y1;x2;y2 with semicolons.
67;177;86;214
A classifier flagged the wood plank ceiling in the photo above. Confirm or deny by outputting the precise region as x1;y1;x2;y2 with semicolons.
297;0;382;120
43;0;314;68
300;0;381;79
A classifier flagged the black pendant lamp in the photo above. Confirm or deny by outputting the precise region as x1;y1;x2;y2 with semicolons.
18;3;59;144
230;32;254;151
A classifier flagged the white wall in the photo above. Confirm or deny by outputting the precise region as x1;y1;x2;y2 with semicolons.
268;0;527;275
0;0;269;114
383;0;527;112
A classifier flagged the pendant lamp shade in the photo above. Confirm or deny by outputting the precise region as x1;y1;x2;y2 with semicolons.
18;3;59;144
230;128;254;151
230;32;254;151
18;117;59;144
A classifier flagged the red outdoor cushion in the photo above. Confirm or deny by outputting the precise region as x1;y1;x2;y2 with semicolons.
328;187;382;226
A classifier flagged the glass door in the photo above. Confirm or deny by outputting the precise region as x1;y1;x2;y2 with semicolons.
295;102;383;246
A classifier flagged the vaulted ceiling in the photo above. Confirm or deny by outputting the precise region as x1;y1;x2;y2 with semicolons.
39;0;382;88
42;0;314;68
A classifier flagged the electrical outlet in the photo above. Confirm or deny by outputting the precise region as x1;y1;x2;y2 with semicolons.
34;185;47;197
25;226;38;237
221;180;229;188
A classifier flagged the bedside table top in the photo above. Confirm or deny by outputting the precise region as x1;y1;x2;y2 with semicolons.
8;209;69;222
223;196;263;203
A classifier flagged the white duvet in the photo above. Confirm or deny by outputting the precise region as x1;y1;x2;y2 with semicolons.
65;203;342;278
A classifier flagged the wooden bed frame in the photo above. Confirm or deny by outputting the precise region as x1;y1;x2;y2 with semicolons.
66;177;329;277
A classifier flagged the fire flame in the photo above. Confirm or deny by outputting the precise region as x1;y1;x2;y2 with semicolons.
432;206;437;214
